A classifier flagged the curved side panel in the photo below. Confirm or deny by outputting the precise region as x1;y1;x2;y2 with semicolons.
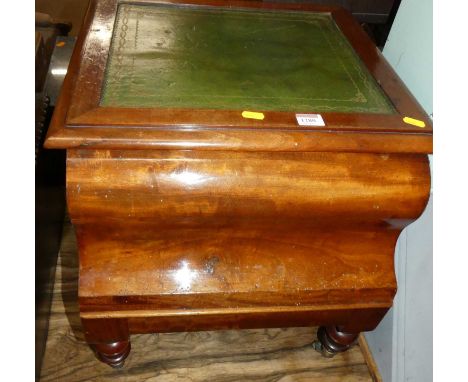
67;150;430;227
68;149;430;315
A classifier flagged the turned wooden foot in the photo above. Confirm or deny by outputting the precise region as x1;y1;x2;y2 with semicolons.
312;326;359;357
81;318;131;368
91;340;131;368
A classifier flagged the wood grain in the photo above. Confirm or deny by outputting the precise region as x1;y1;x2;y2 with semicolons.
65;148;429;362
358;335;382;382
42;0;432;369
67;150;430;225
40;219;378;381
67;149;428;327
45;0;432;154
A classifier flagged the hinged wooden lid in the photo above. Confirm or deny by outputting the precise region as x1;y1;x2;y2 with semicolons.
45;0;432;153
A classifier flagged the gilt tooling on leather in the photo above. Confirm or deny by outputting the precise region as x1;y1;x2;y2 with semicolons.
101;3;395;113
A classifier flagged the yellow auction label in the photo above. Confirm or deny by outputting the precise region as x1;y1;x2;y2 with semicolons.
242;111;265;120
403;116;426;128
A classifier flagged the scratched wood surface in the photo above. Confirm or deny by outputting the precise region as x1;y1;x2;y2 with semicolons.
39;219;378;381
45;0;433;154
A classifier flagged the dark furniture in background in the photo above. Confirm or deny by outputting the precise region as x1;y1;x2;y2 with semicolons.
266;0;397;23
35;16;73;380
266;0;401;47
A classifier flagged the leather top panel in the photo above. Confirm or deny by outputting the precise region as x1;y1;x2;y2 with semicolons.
100;3;394;113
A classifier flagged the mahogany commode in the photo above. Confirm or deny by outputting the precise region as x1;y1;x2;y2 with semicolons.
45;0;432;368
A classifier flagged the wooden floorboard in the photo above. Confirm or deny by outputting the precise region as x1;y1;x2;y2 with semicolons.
40;219;378;382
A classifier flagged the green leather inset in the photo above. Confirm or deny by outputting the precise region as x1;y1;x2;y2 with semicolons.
101;3;394;113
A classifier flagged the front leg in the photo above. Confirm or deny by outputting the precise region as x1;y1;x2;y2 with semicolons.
313;326;359;357
81;318;131;368
92;341;131;368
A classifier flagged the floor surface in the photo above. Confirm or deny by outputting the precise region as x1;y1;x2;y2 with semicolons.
39;219;378;381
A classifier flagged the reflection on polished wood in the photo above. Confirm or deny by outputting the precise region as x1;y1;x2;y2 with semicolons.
39;220;380;381
45;0;433;153
66;148;429;365
44;0;432;369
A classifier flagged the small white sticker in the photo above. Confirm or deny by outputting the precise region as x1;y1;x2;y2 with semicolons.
296;114;325;127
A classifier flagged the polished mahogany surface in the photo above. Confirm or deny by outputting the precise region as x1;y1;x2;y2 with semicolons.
67;150;429;225
45;0;432;367
68;148;430;322
45;0;432;154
